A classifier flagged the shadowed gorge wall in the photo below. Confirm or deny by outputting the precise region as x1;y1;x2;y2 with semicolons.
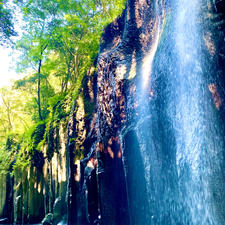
92;0;225;224
11;122;68;225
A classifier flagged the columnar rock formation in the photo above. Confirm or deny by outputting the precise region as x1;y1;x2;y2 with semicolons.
81;0;225;224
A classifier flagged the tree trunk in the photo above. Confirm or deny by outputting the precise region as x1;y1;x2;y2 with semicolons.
37;44;47;121
37;59;43;121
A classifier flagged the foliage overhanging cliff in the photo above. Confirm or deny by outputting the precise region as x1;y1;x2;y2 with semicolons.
0;0;125;176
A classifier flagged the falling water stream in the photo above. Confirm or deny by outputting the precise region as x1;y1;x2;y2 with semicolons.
175;0;223;224
130;0;225;224
174;0;225;224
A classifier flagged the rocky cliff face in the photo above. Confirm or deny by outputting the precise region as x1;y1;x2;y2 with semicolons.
83;0;225;224
11;122;68;225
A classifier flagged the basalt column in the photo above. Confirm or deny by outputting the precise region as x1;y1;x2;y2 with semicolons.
96;0;225;224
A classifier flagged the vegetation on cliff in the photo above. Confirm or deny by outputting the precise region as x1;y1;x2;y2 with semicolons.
0;0;125;175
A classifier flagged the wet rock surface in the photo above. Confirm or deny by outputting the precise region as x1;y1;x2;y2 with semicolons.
41;213;53;225
89;0;225;224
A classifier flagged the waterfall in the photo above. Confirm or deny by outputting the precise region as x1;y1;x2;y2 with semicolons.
127;0;225;224
174;0;225;224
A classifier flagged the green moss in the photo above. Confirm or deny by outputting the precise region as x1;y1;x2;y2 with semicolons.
44;98;65;161
11;122;46;172
0;148;12;174
48;94;68;119
31;122;46;147
30;149;44;171
5;135;15;151
13;148;30;173
46;122;55;161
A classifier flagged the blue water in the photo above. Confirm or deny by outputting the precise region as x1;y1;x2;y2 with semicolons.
129;0;225;224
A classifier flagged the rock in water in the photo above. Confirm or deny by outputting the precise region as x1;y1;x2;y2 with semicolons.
42;213;53;225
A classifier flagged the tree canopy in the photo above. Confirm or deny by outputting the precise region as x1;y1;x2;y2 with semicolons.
0;0;17;45
0;0;125;174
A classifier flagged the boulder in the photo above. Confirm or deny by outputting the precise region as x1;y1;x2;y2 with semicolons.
41;213;53;225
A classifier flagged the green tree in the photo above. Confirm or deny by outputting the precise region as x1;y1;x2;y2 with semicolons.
15;0;61;120
0;87;32;140
0;0;126;175
0;0;17;45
